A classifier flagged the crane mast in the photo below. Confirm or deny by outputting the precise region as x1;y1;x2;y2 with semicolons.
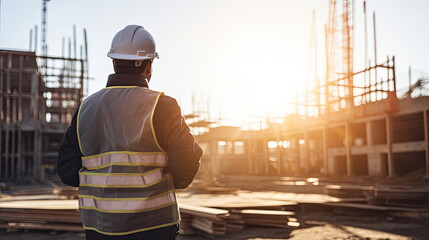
326;0;354;109
41;0;50;57
342;0;354;108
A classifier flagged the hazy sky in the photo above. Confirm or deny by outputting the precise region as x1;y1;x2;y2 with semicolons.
1;0;428;126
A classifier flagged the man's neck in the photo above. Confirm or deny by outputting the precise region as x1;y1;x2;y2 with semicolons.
106;73;149;88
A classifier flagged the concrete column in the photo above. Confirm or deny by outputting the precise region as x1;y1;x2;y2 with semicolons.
304;131;309;174
292;137;299;174
211;140;218;176
277;143;283;175
322;126;328;176
345;121;353;176
424;110;429;179
367;121;380;176
247;140;253;175
366;121;373;146
386;114;394;176
263;139;269;175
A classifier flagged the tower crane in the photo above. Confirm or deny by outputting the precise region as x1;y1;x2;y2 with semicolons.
41;0;50;57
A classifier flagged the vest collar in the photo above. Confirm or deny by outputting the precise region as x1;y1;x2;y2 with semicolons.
106;74;149;88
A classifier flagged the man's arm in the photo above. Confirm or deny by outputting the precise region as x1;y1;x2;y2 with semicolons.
154;96;202;189
57;108;82;187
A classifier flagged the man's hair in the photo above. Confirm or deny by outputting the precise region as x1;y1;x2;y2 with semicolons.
113;59;151;74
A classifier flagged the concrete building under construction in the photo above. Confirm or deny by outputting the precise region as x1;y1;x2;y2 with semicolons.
0;49;88;179
195;57;429;180
194;0;429;181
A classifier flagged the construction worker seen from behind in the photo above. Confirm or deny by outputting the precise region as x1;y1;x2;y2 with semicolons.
57;24;203;240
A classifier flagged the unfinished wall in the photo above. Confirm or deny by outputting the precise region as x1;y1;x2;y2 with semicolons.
391;113;426;176
0;51;43;179
392;113;424;143
371;119;387;144
392;152;426;175
333;156;347;176
351;154;368;176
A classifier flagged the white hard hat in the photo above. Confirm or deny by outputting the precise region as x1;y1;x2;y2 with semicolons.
107;25;159;60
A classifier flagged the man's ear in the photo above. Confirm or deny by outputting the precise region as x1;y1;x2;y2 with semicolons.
145;61;153;75
143;60;153;82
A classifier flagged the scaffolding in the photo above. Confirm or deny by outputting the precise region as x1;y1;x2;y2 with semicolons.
293;57;396;118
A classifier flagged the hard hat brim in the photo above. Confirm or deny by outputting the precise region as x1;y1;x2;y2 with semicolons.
107;52;159;60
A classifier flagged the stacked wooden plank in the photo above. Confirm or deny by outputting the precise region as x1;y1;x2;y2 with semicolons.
178;192;297;210
225;214;245;233
178;213;195;235
0;200;83;232
53;187;79;199
231;209;300;229
364;186;429;208
373;186;429;207
9;187;56;196
325;184;372;199
179;203;231;236
324;202;429;220
365;169;429;208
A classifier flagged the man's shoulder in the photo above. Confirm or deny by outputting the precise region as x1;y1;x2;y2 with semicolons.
158;94;179;108
154;94;181;120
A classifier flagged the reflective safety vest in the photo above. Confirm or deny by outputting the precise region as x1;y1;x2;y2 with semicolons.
77;86;180;236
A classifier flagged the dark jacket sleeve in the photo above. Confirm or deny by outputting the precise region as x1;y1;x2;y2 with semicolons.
154;96;202;189
57;107;82;187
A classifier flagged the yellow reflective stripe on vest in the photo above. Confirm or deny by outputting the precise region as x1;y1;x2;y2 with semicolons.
79;168;163;177
79;192;176;211
79;175;169;188
76;103;85;156
81;151;167;160
84;162;166;171
81;152;167;169
79;168;163;188
150;92;166;152
78;189;176;201
79;200;177;213
83;220;180;236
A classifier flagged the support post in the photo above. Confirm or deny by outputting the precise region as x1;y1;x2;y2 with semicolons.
11;92;16;178
17;55;23;177
322;126;328;176
304;131;310;174
0;55;3;176
32;70;40;178
424;110;429;179
386;114;394;176
345;121;353;176
247;139;253;175
5;54;12;178
263;139;269;175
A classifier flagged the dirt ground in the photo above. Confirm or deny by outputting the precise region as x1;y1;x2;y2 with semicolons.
0;211;427;240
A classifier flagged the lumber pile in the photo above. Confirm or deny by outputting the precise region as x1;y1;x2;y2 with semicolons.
231;209;300;229
179;203;239;236
364;169;429;208
365;185;429;208
7;186;78;199
324;202;429;220
0;200;83;232
53;187;79;199
178;203;299;237
9;187;56;196
325;184;372;199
